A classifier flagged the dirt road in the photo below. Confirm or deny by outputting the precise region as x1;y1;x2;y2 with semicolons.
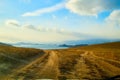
10;50;120;80
11;51;59;79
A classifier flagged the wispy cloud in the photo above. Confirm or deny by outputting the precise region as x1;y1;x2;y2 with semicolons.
22;0;120;17
20;23;97;39
5;19;20;27
22;2;65;17
4;19;95;42
5;19;66;33
23;24;65;33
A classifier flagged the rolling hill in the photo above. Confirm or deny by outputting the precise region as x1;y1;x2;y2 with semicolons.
64;38;120;45
0;42;12;46
1;42;120;80
0;44;45;78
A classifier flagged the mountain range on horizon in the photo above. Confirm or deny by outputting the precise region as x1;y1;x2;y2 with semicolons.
0;38;119;50
9;38;120;45
64;38;120;45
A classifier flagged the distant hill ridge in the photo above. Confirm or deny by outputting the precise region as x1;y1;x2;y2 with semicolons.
0;42;12;46
65;39;120;45
82;41;120;48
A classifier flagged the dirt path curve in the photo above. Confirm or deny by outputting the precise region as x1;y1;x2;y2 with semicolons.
73;51;92;79
11;50;60;79
37;51;60;79
8;50;120;80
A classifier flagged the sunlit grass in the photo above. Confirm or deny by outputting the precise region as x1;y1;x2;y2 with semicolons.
0;45;44;76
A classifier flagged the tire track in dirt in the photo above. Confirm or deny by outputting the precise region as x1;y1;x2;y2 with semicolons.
73;51;102;79
9;50;120;80
90;51;120;68
12;51;59;79
37;51;60;79
84;51;120;79
71;51;120;79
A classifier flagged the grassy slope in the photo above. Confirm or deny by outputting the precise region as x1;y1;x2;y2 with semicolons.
0;42;12;46
0;45;45;77
56;42;120;79
71;42;120;61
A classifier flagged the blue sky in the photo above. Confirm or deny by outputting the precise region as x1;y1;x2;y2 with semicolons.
0;0;120;43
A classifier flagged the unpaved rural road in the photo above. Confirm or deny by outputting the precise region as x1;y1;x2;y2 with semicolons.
9;50;120;80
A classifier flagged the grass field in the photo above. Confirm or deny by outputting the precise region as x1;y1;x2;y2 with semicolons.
0;42;120;79
0;45;44;78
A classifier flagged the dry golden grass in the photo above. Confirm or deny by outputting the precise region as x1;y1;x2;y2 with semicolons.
0;45;44;77
0;46;44;59
1;42;120;80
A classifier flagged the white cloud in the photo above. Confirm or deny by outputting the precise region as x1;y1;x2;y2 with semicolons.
0;26;81;43
22;24;37;30
5;19;67;34
106;10;120;22
106;10;120;27
66;0;101;16
22;2;65;16
3;20;91;43
21;0;120;17
21;23;66;33
5;19;20;27
5;20;65;33
66;0;120;16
